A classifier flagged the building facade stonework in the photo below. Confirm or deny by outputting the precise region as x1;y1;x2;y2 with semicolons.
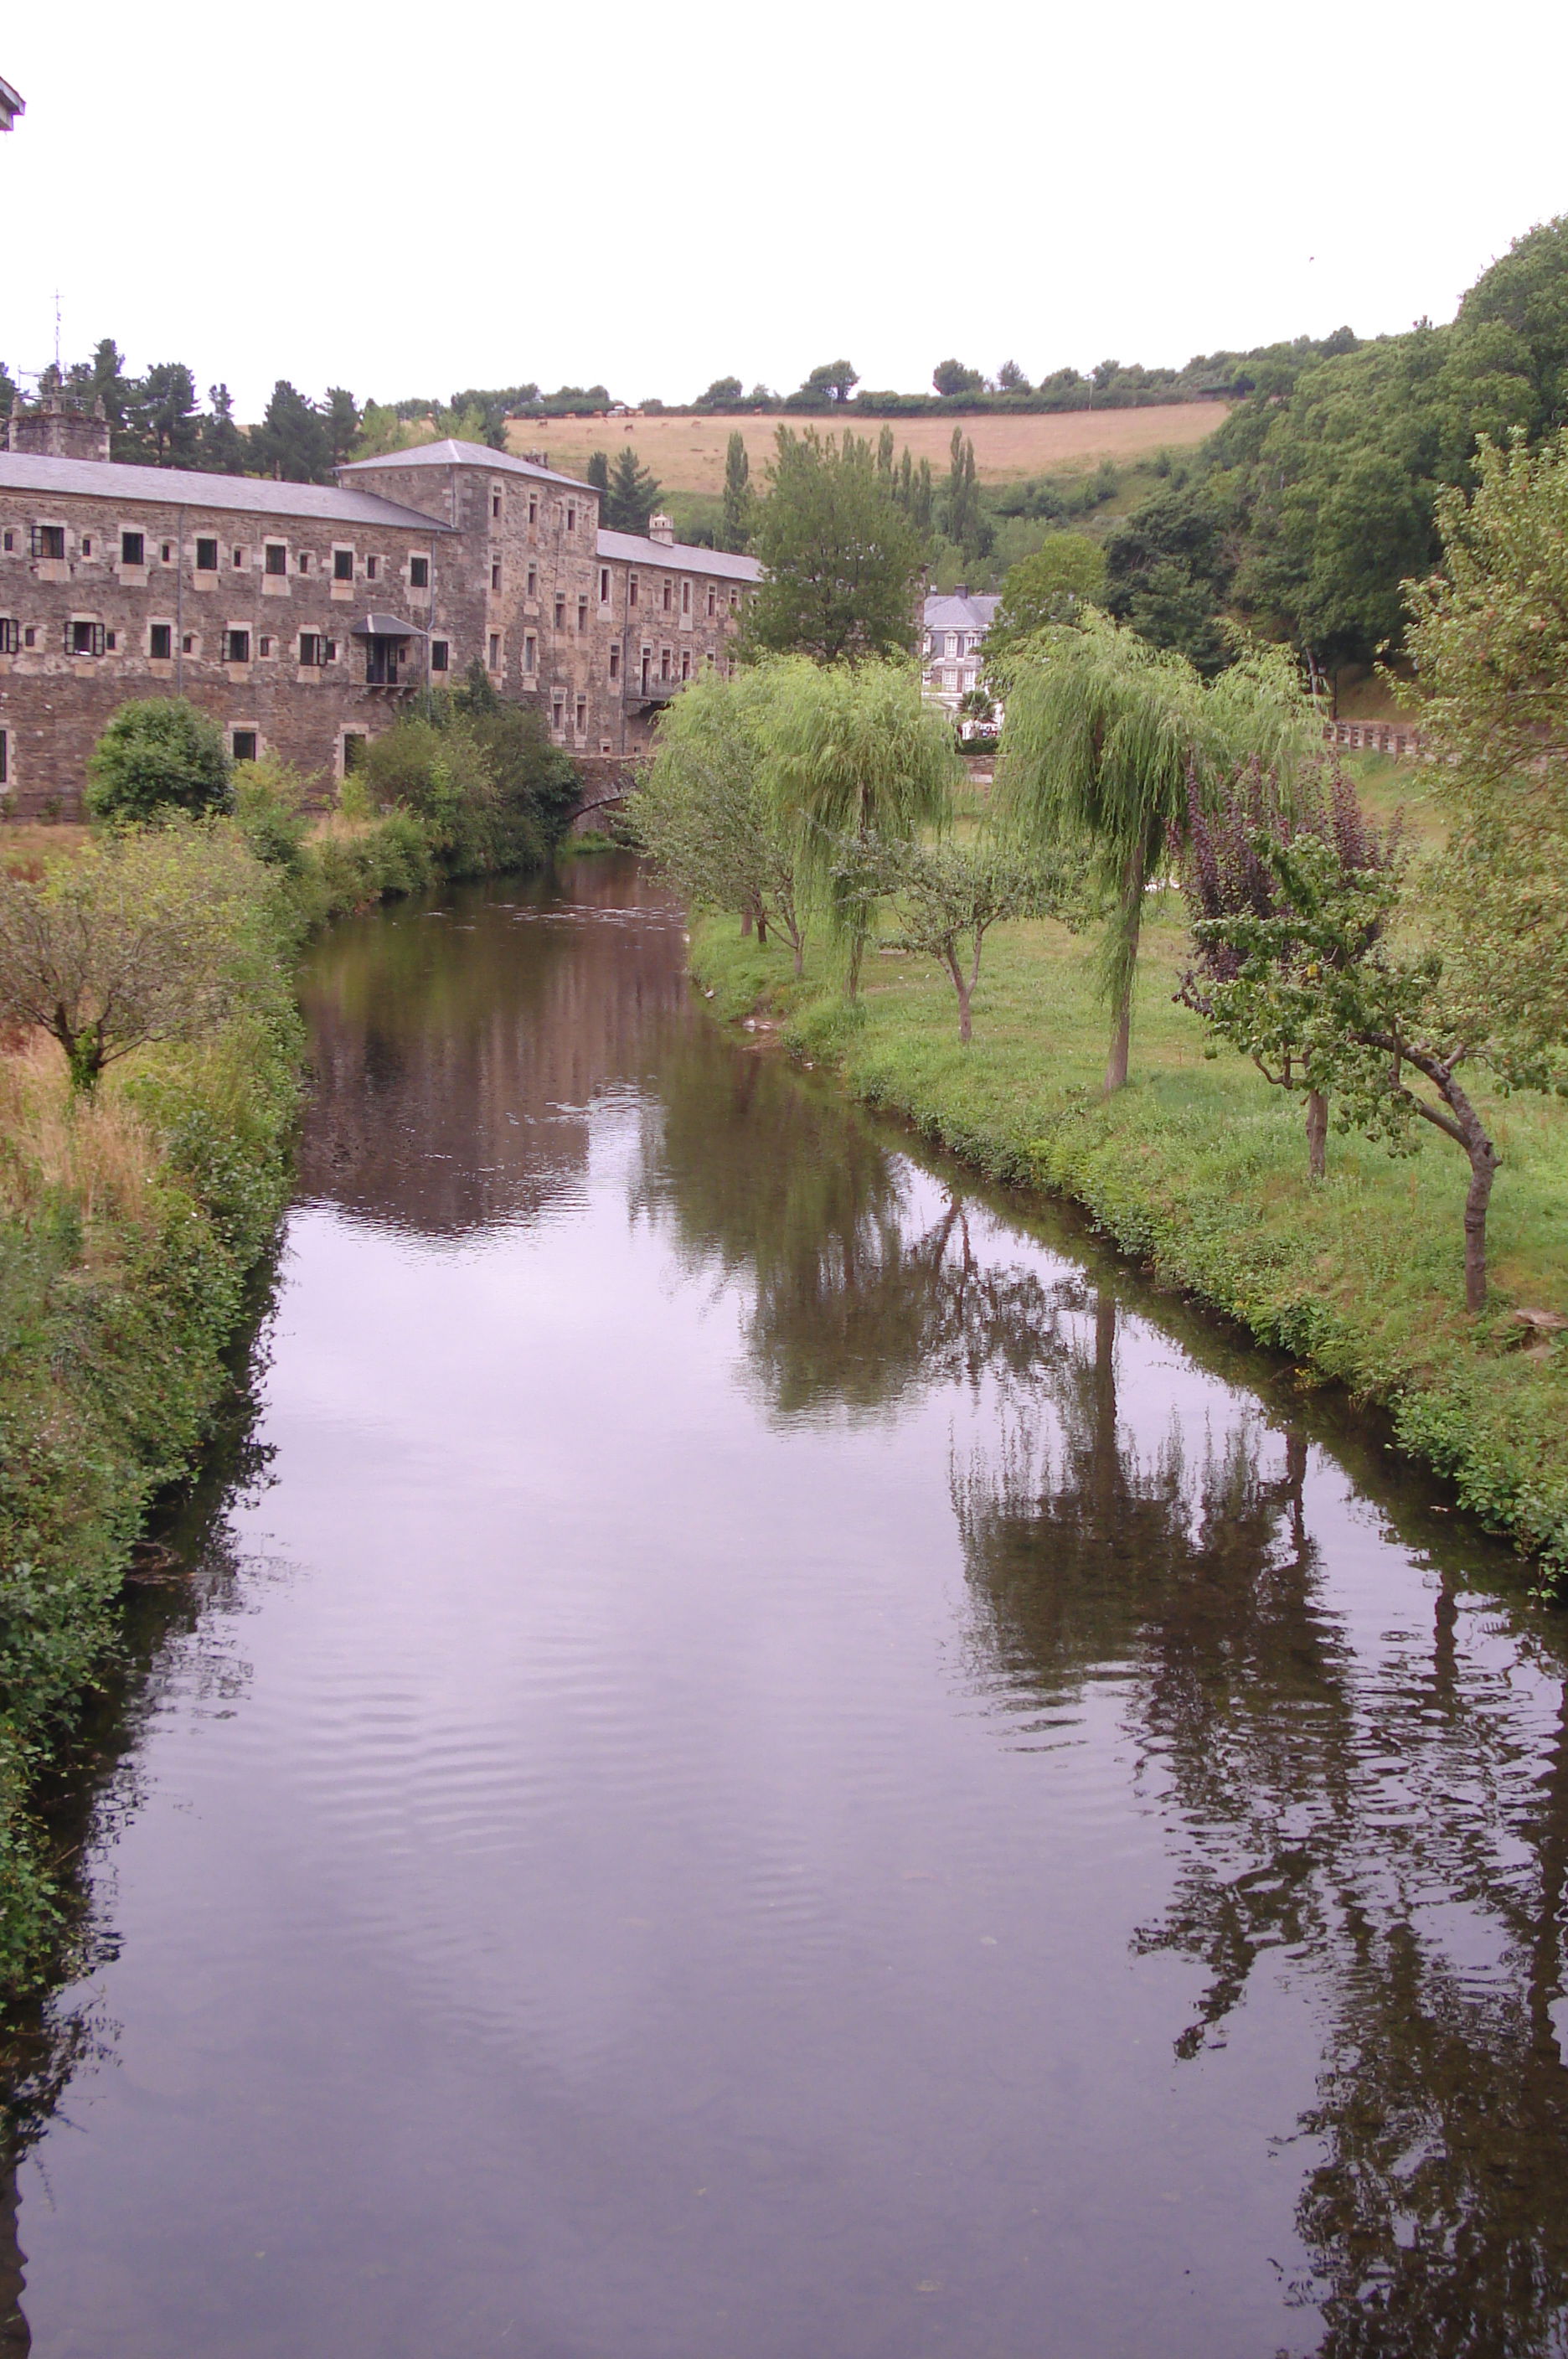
0;421;761;817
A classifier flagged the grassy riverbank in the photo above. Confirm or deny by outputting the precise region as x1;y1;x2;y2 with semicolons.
692;895;1568;1586
0;793;564;2001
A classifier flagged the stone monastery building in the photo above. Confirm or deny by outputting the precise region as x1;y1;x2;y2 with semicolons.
0;404;762;817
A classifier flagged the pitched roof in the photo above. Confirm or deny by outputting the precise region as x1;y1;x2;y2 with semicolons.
342;438;590;491
924;592;1000;631
0;450;450;531
596;527;762;581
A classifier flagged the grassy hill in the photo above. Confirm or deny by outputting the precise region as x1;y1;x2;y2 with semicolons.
504;403;1228;496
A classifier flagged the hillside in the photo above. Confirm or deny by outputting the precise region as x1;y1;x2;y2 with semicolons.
503;402;1228;495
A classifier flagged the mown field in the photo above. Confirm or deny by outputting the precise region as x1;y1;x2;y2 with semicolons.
505;403;1229;495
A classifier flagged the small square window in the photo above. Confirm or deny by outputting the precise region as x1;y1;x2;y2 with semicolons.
259;636;272;658
410;555;429;589
196;539;218;570
2;531;13;553
81;536;93;557
182;633;194;654
121;531;145;566
333;548;354;581
300;551;312;573
233;548;245;569
366;555;379;581
106;630;116;650
0;619;18;654
232;730;258;764
299;632;324;668
70;619;105;657
225;628;251;664
23;627;36;649
431;639;449;672
34;526;65;560
265;544;286;576
161;542;172;562
343;733;367;772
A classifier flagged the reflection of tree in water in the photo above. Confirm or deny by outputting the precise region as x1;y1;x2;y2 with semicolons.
637;1039;1068;1418
297;857;693;1240
957;1292;1568;2354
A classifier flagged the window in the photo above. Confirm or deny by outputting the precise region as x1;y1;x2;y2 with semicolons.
566;503;575;534
32;525;65;560
182;633;194;654
298;632;327;667
80;537;92;557
298;551;312;574
333;548;354;581
23;627;35;649
706;583;715;618
491;558;502;591
526;563;537;598
410;555;429;589
0;619;18;655
233;548;245;569
487;632;501;670
681;580;691;617
554;596;565;630
680;649;691;681
431;640;449;672
629;574;639;608
575;695;586;734
1;531;13;553
224;628;251;663
528;495;538;526
0;729;6;785
551;692;565;732
662;579;673;612
705;650;715;669
366;555;379;581
265;543;286;576
524;633;537;674
492;491;502;520
599;567;610;602
121;531;145;566
106;630;117;650
343;733;367;773
232;730;258;763
259;636;272;658
148;622;173;660
576;596;588;632
69;620;106;657
196;538;218;570
608;643;620;680
660;647;671;682
729;588;739;611
161;542;172;562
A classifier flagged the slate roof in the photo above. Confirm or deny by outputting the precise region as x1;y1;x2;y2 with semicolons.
923;591;1000;632
342;439;590;491
596;527;762;581
0;451;450;532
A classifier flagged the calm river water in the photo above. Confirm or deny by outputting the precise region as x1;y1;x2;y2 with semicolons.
8;856;1568;2356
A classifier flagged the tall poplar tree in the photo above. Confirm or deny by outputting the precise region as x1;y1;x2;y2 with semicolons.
743;427;925;666
719;431;755;552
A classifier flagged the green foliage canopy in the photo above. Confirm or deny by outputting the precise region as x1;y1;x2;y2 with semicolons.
86;698;233;824
744;427;926;667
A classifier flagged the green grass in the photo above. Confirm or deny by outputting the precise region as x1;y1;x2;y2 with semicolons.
693;898;1568;1583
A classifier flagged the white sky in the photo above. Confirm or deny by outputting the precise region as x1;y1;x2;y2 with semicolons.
4;0;1566;421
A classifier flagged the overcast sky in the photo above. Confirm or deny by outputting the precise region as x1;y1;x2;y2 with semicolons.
4;0;1566;420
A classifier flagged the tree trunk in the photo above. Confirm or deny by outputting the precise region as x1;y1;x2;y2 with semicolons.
1306;1089;1328;1180
1104;845;1144;1096
740;906;753;939
1463;1133;1498;1314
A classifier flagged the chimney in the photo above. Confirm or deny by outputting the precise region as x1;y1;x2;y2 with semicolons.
8;400;111;462
648;513;675;545
956;582;968;601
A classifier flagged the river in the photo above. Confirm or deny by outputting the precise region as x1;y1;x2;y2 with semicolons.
7;855;1568;2357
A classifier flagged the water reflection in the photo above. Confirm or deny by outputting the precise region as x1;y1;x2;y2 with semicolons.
8;860;1568;2358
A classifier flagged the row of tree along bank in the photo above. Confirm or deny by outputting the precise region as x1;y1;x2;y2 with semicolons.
630;436;1568;1587
0;675;579;2005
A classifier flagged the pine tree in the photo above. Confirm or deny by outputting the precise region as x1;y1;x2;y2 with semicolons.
247;381;332;483
323;388;361;469
585;450;611;500
719;431;754;552
198;385;246;475
606;447;661;534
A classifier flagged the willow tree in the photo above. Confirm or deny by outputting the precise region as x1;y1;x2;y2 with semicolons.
996;614;1311;1092
765;658;960;996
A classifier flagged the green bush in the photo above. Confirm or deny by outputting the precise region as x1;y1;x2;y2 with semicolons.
85;698;233;824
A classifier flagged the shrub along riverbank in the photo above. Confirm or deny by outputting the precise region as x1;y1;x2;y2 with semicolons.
0;685;579;2002
691;894;1568;1585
